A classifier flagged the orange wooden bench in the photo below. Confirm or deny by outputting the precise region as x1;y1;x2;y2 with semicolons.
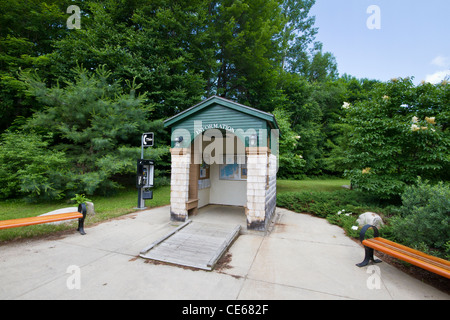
0;203;87;235
356;225;450;279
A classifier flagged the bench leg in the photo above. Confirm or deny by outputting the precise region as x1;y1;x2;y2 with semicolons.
77;218;86;235
77;203;87;235
356;224;382;267
356;246;382;267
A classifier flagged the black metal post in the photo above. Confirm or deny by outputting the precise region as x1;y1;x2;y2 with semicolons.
77;203;87;235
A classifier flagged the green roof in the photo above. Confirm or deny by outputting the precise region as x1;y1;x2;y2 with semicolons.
164;96;279;130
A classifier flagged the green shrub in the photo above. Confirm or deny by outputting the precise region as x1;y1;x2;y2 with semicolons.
388;179;450;259
0;131;68;200
70;194;92;205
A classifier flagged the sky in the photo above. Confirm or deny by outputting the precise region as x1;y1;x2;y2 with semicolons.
310;0;450;84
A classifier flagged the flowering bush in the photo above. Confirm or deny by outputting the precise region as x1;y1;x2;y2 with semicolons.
342;78;450;199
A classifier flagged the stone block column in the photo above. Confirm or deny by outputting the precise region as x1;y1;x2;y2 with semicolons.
169;148;190;222
246;147;269;230
246;147;277;231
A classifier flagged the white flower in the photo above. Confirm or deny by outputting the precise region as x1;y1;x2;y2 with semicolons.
337;211;342;215
411;124;420;132
411;116;419;123
351;226;359;231
342;102;351;109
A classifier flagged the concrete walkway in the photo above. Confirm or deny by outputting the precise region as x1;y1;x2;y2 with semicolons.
0;205;448;300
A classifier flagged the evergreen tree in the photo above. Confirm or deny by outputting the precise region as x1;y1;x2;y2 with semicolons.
20;65;168;196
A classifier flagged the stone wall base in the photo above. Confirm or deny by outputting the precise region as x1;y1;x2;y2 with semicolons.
170;210;188;223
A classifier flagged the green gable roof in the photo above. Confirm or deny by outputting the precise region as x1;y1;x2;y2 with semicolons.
164;96;279;148
164;96;278;129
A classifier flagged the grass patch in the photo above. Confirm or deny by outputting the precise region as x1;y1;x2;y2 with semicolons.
277;179;350;194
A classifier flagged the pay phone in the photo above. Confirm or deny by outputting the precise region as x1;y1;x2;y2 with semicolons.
137;159;154;189
137;159;154;208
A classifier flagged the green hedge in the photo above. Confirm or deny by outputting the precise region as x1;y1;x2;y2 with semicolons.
386;179;450;259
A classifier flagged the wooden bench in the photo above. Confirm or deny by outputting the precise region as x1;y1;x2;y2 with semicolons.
356;225;450;279
0;203;87;235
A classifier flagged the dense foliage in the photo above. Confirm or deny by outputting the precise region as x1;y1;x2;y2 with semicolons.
387;179;450;259
1;0;338;198
0;0;448;206
0;131;68;200
342;79;449;199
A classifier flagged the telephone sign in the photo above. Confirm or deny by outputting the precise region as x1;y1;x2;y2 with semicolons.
142;133;154;147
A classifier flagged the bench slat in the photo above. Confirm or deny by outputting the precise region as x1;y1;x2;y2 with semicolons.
0;212;83;230
363;237;450;279
364;238;450;270
372;238;450;267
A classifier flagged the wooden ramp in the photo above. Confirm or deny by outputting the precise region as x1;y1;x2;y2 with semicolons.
139;220;240;271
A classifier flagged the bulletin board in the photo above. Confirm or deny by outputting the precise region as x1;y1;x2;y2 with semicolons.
219;155;247;181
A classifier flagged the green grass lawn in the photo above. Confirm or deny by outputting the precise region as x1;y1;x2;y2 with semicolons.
0;179;349;242
276;179;350;194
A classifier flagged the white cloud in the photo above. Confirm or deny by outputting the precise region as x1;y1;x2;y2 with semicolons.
425;70;450;84
431;55;450;68
424;56;450;84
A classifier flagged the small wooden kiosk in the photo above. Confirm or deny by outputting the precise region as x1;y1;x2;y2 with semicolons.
164;96;279;231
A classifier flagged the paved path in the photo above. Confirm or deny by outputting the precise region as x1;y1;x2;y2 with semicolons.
0;205;448;300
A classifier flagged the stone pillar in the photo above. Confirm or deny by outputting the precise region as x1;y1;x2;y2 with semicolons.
246;147;269;230
246;147;277;231
169;148;190;222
